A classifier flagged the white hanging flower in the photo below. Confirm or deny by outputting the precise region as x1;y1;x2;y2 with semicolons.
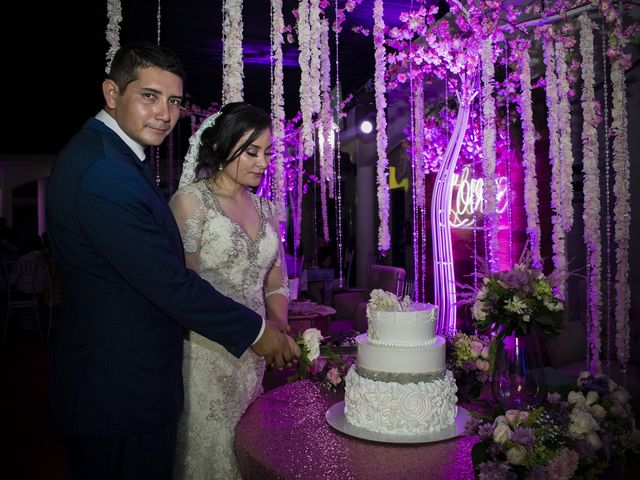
519;51;542;269
610;40;631;367
270;0;286;224
542;30;567;299
222;0;244;103
105;0;122;74
373;0;390;253
481;38;499;271
579;13;602;374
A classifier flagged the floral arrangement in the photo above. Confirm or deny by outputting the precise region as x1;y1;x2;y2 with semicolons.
466;371;640;479
292;328;354;391
459;247;564;341
368;289;411;311
446;332;491;399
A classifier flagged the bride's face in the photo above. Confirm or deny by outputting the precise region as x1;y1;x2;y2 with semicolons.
221;128;272;188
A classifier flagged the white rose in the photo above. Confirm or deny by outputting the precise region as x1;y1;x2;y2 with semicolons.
611;401;628;417
611;388;631;406
494;415;508;426
568;408;599;438
506;445;527;465
470;340;484;354
492;423;512;444
585;431;602;450
577;371;591;387
476;359;490;372
568;391;586;408
472;301;486;321
481;346;490;359
589;404;606;421
505;410;529;427
585;390;599;406
302;328;323;361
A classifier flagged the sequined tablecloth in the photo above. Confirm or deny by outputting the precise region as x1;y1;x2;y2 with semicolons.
234;380;477;480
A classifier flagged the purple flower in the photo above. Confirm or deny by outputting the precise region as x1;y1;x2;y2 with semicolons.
547;392;561;404
478;422;495;440
478;460;510;480
488;441;503;457
476;371;489;383
546;449;579;480
511;427;534;447
464;416;481;436
463;359;477;372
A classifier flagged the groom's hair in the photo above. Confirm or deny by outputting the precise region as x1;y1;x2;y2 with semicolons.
108;41;186;92
196;102;272;177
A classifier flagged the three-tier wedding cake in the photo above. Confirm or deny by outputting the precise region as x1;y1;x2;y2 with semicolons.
344;289;458;435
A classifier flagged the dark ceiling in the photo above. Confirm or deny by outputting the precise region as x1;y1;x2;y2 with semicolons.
5;0;441;155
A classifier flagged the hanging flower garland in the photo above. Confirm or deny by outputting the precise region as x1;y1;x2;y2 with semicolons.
373;0;389;253
297;0;315;157
222;0;244;103
105;0;122;73
309;0;322;115
555;38;575;232
519;47;542;269
541;27;567;298
412;78;425;212
318;19;333;242
320;19;335;201
294;131;305;252
270;0;286;224
601;0;632;367
578;13;601;373
480;37;498;272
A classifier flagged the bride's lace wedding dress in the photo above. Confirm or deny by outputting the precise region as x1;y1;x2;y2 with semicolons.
169;180;288;480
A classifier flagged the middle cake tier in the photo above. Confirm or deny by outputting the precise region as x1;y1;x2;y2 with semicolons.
355;333;446;383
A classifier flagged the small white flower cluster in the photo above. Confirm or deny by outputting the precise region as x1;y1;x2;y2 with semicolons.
566;371;635;450
368;289;411;311
301;328;323;362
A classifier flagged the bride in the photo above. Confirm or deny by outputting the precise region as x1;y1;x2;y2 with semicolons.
169;102;290;479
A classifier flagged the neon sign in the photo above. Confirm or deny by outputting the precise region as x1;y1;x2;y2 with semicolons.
450;165;508;228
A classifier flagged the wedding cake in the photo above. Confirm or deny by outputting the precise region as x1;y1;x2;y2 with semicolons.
344;290;458;435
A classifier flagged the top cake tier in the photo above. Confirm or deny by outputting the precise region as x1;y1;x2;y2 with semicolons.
366;303;438;347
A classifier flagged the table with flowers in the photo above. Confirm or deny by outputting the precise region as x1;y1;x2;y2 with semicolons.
234;380;478;480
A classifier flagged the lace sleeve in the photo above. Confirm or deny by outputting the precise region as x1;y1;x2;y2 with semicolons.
168;186;205;272
263;198;289;300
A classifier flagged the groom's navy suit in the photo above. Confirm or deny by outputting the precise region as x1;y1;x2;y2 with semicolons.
46;117;262;440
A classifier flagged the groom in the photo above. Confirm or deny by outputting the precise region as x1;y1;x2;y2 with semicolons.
46;41;300;479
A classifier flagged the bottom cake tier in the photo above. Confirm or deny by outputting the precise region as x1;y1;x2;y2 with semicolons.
344;368;458;435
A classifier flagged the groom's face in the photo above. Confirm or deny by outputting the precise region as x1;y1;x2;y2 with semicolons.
222;128;272;187
104;66;184;147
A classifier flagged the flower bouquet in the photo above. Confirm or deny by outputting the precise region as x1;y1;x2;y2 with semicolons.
446;332;492;400
291;328;354;391
459;247;564;341
466;371;640;479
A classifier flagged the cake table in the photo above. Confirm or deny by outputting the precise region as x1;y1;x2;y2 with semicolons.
234;380;477;479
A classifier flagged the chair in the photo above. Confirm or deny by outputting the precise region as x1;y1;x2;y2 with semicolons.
285;253;304;300
34;261;61;340
331;264;406;334
2;259;45;340
401;278;415;300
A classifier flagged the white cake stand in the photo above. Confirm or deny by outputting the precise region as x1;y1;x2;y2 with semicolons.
325;401;471;444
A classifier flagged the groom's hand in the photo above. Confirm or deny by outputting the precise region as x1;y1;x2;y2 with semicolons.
252;323;301;368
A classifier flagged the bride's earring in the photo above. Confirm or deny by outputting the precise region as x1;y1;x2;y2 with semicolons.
218;164;224;171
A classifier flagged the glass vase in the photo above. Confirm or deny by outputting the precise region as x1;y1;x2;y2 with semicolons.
491;329;546;410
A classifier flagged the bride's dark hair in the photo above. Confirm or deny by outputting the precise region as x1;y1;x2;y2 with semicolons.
195;102;272;180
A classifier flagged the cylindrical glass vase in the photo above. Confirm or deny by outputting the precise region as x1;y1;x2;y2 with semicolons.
491;329;547;409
